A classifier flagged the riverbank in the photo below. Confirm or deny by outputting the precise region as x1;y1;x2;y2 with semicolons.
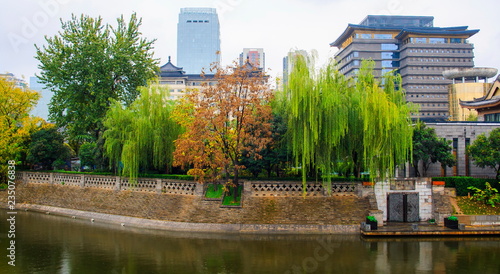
0;182;370;234
13;204;359;234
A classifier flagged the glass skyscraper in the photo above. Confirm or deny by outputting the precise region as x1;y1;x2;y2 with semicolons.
177;8;221;74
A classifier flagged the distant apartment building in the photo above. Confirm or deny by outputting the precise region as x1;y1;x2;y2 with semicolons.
239;48;265;69
282;50;309;88
443;67;497;121
158;57;216;100
158;56;266;100
0;73;27;89
330;15;479;121
29;76;53;121
177;8;221;74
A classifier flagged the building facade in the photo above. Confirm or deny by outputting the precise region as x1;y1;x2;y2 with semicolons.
424;122;500;178
460;75;500;122
443;67;497;121
29;76;53;121
331;15;479;121
1;73;27;89
177;8;221;74
239;48;265;69
158;57;216;100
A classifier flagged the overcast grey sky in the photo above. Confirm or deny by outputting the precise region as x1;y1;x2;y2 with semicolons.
1;0;499;83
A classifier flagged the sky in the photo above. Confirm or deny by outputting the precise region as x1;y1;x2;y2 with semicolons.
1;0;499;85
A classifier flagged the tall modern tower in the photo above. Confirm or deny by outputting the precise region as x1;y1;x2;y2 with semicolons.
331;15;479;121
177;8;221;74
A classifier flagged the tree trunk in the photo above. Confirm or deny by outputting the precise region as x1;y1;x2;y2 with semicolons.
352;151;361;178
232;168;239;202
413;161;421;177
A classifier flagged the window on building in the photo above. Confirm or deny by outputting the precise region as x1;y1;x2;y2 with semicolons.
374;34;393;39
429;38;446;44
485;113;500;122
450;38;462;43
381;52;399;59
356;33;372;39
381;60;399;67
381;44;398;50
415;38;427;43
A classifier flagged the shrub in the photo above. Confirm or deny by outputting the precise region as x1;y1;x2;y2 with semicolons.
432;177;500;196
447;215;458;221
366;216;377;222
468;182;500;207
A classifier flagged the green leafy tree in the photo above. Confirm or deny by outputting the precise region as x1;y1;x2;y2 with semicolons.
79;142;97;170
283;52;415;191
35;13;158;146
27;127;71;170
241;105;291;178
412;122;456;177
104;84;181;181
468;128;500;179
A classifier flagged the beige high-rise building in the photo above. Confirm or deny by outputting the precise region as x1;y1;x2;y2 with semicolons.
443;67;497;121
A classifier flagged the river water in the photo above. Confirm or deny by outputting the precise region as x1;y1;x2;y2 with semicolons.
1;210;500;273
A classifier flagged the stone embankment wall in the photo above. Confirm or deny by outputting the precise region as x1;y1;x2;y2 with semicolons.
1;172;373;231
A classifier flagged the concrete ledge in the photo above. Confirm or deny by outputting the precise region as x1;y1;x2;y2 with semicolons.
15;204;359;235
457;215;500;226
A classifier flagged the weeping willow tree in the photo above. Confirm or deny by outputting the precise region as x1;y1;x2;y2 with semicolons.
284;51;416;192
103;83;182;181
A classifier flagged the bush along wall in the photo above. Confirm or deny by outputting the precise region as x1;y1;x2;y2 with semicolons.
433;177;500;196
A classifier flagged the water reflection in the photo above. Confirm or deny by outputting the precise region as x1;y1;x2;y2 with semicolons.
1;210;500;273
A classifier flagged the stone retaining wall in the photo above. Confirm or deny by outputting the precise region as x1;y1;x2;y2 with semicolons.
1;178;372;233
15;204;359;234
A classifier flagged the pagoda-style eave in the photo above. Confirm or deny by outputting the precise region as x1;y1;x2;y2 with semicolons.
330;23;478;48
460;98;500;109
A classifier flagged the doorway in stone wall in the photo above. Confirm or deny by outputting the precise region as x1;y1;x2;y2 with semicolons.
387;193;419;222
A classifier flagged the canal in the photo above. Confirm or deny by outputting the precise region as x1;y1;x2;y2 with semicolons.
1;210;500;273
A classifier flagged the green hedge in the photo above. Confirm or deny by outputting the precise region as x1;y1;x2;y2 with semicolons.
432;177;500;196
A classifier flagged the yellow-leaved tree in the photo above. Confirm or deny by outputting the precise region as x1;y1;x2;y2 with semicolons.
0;76;47;183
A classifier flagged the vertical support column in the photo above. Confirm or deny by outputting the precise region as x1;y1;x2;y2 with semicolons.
49;172;54;185
80;174;85;188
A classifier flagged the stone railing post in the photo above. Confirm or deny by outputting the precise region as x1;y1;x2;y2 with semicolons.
194;182;204;196
49;172;54;184
155;179;162;194
80;174;85;188
115;176;121;191
242;180;251;196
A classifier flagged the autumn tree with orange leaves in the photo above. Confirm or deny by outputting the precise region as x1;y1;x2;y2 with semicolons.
173;63;273;199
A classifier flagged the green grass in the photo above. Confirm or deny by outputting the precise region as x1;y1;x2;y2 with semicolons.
222;185;242;206
457;196;500;215
205;183;223;199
